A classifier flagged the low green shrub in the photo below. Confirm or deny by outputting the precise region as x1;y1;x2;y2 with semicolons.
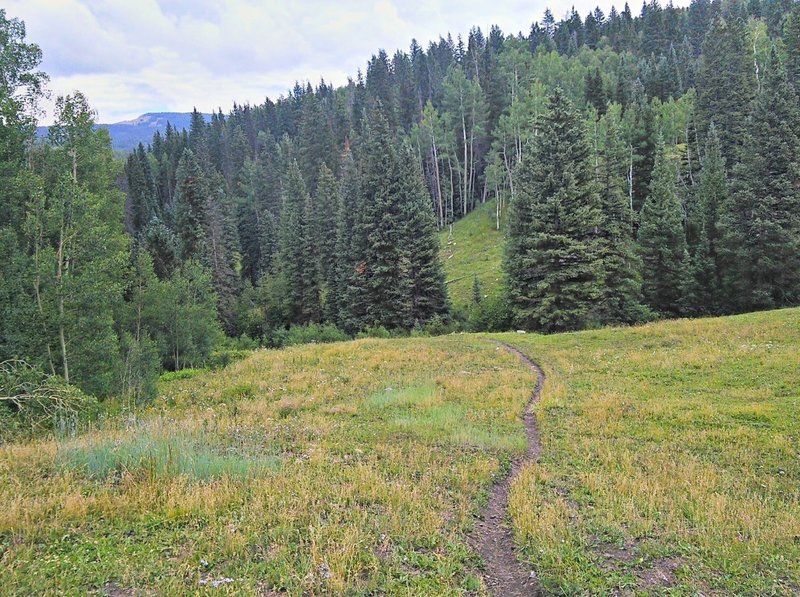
272;323;350;347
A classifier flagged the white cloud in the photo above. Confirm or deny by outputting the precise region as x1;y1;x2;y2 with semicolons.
6;0;690;125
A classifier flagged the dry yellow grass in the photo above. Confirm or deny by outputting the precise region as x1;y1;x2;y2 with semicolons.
502;308;800;594
0;336;535;595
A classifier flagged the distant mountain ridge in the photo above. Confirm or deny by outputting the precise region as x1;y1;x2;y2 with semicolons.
36;112;211;153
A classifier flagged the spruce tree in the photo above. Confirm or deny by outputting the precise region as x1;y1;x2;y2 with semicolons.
349;106;407;330
174;149;210;263
350;106;448;331
504;88;605;333
691;125;727;312
696;15;756;166
785;2;800;88
313;163;341;316
275;160;321;325
720;50;800;310
596;113;650;324
397;145;450;327
334;146;362;331
125;143;157;234
638;139;688;316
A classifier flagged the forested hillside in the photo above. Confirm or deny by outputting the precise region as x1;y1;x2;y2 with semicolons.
1;0;800;412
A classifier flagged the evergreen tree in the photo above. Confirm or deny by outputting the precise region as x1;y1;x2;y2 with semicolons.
785;2;800;87
174;149;210;262
696;15;756;165
125;143;157;234
314;164;342;320
690;125;727;312
720;50;800;310
585;68;608;115
397;145;450;327
333;147;362;330
350;106;449;330
504;88;605;332
638;139;688;316
596;112;650;324
275;160;321;325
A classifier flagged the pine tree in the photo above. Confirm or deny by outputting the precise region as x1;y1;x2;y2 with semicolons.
595;112;650;324
638;139;688;316
125;143;157;234
313;164;342;320
720;50;800;310
504;88;605;333
275;160;321;325
350;106;448;331
690;125;727;312
174;149;210;263
396;145;450;327
696;15;756;166
785;2;800;88
585;68;608;115
333;147;362;331
628;87;657;212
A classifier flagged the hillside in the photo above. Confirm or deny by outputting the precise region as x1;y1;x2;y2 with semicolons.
36;112;210;153
2;308;798;593
439;199;506;310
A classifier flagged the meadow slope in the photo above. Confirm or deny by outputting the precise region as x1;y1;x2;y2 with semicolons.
1;308;798;594
0;337;536;594
501;308;800;594
439;199;506;310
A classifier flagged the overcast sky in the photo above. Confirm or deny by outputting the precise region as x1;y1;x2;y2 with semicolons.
8;0;686;125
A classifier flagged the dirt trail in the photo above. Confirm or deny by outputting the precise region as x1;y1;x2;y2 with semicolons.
471;341;545;596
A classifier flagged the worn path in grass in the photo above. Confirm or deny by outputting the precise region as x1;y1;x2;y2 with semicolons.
472;341;545;596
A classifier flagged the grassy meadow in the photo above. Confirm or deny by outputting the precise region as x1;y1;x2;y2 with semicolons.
0;337;536;595
439;199;506;310
502;308;800;594
1;308;798;594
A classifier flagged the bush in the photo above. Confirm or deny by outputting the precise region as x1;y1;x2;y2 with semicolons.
119;332;160;406
356;325;392;339
467;293;513;332
208;349;251;369
272;323;351;348
159;368;207;382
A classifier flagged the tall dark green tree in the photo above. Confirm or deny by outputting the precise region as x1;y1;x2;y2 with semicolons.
125;143;157;234
350;106;449;330
313;163;342;319
688;125;727;312
174;149;210;262
595;114;649;324
696;15;756;166
275;160;321;325
720;50;800;310
638;139;688;316
505;88;605;332
333;147;361;330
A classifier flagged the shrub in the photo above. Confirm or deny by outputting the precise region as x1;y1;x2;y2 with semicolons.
467;292;513;332
356;325;392;339
272;323;350;348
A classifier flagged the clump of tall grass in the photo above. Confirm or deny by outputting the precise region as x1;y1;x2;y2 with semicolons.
57;430;280;482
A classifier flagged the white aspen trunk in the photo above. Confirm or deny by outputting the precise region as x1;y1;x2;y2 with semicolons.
628;144;634;212
56;221;69;384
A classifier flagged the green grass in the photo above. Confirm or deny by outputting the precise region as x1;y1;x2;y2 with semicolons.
439;199;506;310
499;308;800;595
2;308;798;594
0;337;535;595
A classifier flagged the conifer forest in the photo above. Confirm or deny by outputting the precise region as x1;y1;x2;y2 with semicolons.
2;0;800;403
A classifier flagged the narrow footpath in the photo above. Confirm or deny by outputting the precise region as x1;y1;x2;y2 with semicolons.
471;341;545;596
